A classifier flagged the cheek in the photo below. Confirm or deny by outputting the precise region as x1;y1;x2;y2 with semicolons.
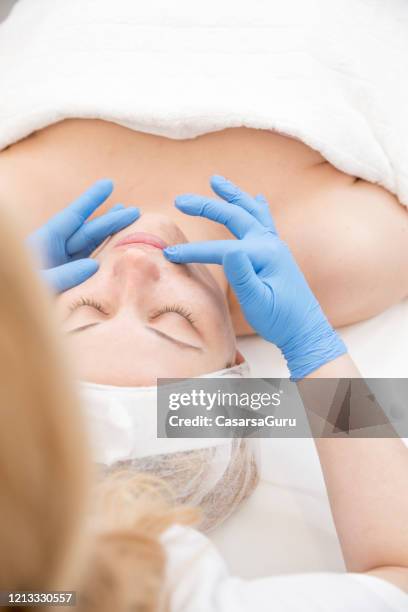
215;315;236;352
202;298;236;352
187;275;234;337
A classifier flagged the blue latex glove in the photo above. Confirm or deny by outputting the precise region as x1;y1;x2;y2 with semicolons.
27;179;140;293
164;175;347;380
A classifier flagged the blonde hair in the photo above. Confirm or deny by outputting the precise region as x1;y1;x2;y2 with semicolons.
79;472;196;612
0;207;89;597
0;207;195;611
0;205;260;611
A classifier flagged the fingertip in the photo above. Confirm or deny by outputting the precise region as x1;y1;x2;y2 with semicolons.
76;259;99;284
174;194;194;208
174;196;184;209
93;178;114;196
97;177;114;188
109;203;125;213
109;205;140;218
210;174;232;192
80;258;99;273
210;174;227;185
123;205;140;217
163;246;179;262
46;258;100;293
210;175;240;201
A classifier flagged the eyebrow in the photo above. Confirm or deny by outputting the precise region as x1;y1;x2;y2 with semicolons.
68;322;100;334
67;322;203;351
147;327;203;351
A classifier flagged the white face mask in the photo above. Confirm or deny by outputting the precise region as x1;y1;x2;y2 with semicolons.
78;360;251;465
77;361;259;531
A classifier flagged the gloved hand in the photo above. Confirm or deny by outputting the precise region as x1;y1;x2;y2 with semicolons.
27;179;139;293
164;175;347;380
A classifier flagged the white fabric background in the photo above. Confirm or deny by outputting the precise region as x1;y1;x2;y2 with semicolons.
1;0;407;587
211;299;408;578
1;0;408;204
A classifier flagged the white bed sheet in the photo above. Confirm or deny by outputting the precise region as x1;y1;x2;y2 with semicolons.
210;298;408;579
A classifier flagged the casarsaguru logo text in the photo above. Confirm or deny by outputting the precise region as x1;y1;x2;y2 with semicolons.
168;415;296;428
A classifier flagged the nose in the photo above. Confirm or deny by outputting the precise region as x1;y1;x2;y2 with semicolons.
112;248;161;289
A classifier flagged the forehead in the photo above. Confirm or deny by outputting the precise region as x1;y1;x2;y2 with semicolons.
65;320;233;386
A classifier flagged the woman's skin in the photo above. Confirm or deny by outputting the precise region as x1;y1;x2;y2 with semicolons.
1;117;406;601
56;213;237;385
0;119;407;330
0;199;407;602
305;355;408;593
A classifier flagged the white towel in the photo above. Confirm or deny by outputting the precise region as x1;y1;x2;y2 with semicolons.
0;0;408;205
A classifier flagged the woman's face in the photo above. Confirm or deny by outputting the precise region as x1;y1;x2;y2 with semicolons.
57;214;237;385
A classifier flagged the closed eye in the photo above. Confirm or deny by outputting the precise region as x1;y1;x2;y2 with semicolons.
149;304;196;327
66;300;202;349
148;304;202;348
69;296;109;316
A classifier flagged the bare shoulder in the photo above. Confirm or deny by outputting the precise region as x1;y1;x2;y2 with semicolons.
228;168;408;333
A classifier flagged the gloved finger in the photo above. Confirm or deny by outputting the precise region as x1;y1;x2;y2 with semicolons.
66;206;140;257
223;250;266;309
108;203;126;213
47;179;114;236
164;240;237;264
254;194;278;233
175;193;259;239
210;175;275;230
42;259;99;293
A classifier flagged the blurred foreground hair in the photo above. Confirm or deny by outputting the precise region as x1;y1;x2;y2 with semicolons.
0;206;195;612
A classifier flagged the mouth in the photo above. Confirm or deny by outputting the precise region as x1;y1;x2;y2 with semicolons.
114;232;168;250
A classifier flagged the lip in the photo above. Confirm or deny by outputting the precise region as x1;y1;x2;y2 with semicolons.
114;232;168;250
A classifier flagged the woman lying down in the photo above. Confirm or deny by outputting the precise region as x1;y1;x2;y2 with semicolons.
23;175;397;534
28;177;264;533
1;1;408;535
3;186;408;611
1;0;408;607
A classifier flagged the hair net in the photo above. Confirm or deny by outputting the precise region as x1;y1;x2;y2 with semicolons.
79;361;260;531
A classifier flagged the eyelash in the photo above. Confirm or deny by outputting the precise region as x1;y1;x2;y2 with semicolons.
69;296;109;315
69;298;195;325
151;304;196;326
